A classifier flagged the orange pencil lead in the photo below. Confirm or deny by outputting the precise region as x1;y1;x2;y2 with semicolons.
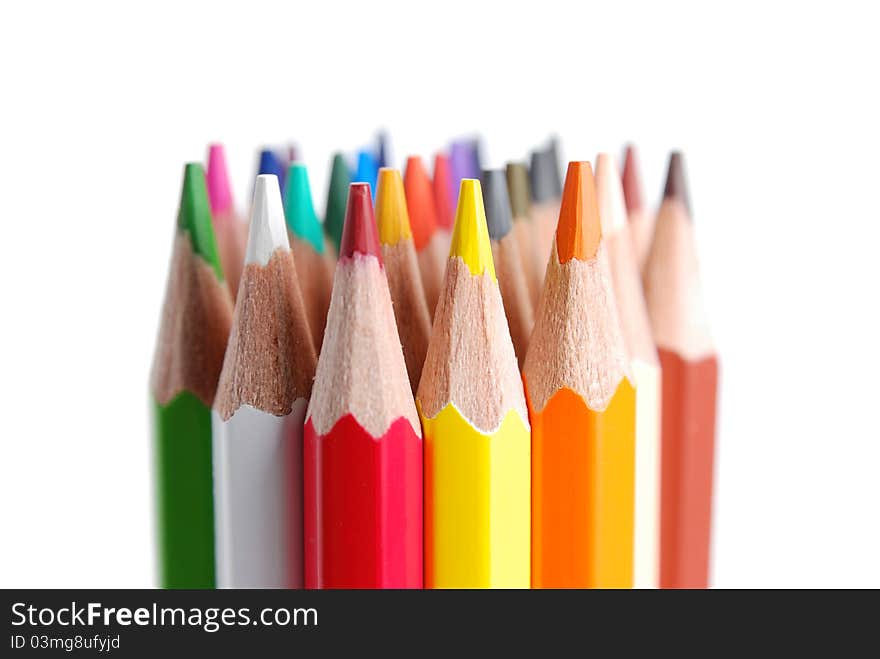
555;161;601;262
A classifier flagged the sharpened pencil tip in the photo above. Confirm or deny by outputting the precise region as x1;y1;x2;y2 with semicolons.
595;153;628;235
283;163;324;254
178;163;224;280
404;156;439;250
246;175;290;266
505;162;531;220
481;170;514;241
206;143;234;215
450;179;496;281
325;153;352;252
432;153;455;231
663;151;691;214
340;183;382;262
529;149;557;204
375;168;413;246
621;144;643;213
258;149;285;181
354;150;379;199
556;161;602;263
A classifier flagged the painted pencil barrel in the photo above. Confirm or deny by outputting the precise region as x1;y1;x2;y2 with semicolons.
659;351;718;589
304;416;423;589
153;392;215;589
212;400;306;588
528;382;636;588
632;359;662;589
422;404;531;588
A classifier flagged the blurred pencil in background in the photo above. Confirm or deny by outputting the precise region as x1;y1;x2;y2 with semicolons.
643;152;718;589
284;163;333;348
482;169;534;368
405;156;446;316
206;144;246;300
304;183;423;588
622;144;654;273
419;179;530;588
323;153;350;255
524;161;635;588
506;162;543;309
375;168;432;394
529;147;562;284
596;153;662;588
432;152;455;255
212;175;317;588
151;163;233;588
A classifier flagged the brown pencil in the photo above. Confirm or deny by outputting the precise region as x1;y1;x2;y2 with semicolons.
643;152;718;589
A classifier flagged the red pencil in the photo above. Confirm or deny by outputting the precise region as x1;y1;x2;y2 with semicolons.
303;183;423;589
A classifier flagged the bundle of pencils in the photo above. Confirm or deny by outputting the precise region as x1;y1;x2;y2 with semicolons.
150;137;718;590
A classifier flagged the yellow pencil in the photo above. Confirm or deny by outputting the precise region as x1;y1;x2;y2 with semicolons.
417;179;531;588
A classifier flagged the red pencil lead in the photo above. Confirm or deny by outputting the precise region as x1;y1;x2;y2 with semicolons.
339;182;382;262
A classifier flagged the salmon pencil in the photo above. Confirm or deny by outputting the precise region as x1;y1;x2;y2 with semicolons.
482;169;534;368
206;143;246;300
151;163;233;588
284;163;333;347
212;175;317;588
375;168;432;394
524;161;636;588
643;152;718;589
418;179;531;589
304;183;423;589
596;153;663;588
404;155;446;316
622;144;654;273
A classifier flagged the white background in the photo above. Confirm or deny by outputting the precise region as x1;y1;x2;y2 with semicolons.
1;0;878;588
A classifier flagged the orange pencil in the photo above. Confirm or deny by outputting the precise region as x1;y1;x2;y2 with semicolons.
643;152;718;589
524;161;636;588
405;156;446;317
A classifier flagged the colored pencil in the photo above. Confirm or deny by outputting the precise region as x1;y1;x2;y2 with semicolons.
304;183;423;589
506;161;543;309
377;130;390;169
524;161;636;589
150;163;234;588
257;148;286;193
432;153;455;234
449;138;481;184
529;148;562;279
323;152;350;254
212;174;317;588
284;163;333;348
375;168;433;394
418;178;531;589
643;152;718;589
404;155;446;316
206;143;246;301
596;153;663;589
354;149;379;200
482;169;534;368
622;144;654;273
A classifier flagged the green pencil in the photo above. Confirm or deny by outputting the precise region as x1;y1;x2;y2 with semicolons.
150;163;233;588
323;152;350;254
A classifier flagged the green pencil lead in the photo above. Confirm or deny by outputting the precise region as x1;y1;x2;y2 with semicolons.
324;153;350;253
178;163;224;281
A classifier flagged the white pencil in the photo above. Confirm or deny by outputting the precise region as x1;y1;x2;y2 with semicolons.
595;153;662;588
211;174;317;588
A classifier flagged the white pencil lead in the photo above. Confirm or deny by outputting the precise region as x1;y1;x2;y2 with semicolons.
246;175;290;265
